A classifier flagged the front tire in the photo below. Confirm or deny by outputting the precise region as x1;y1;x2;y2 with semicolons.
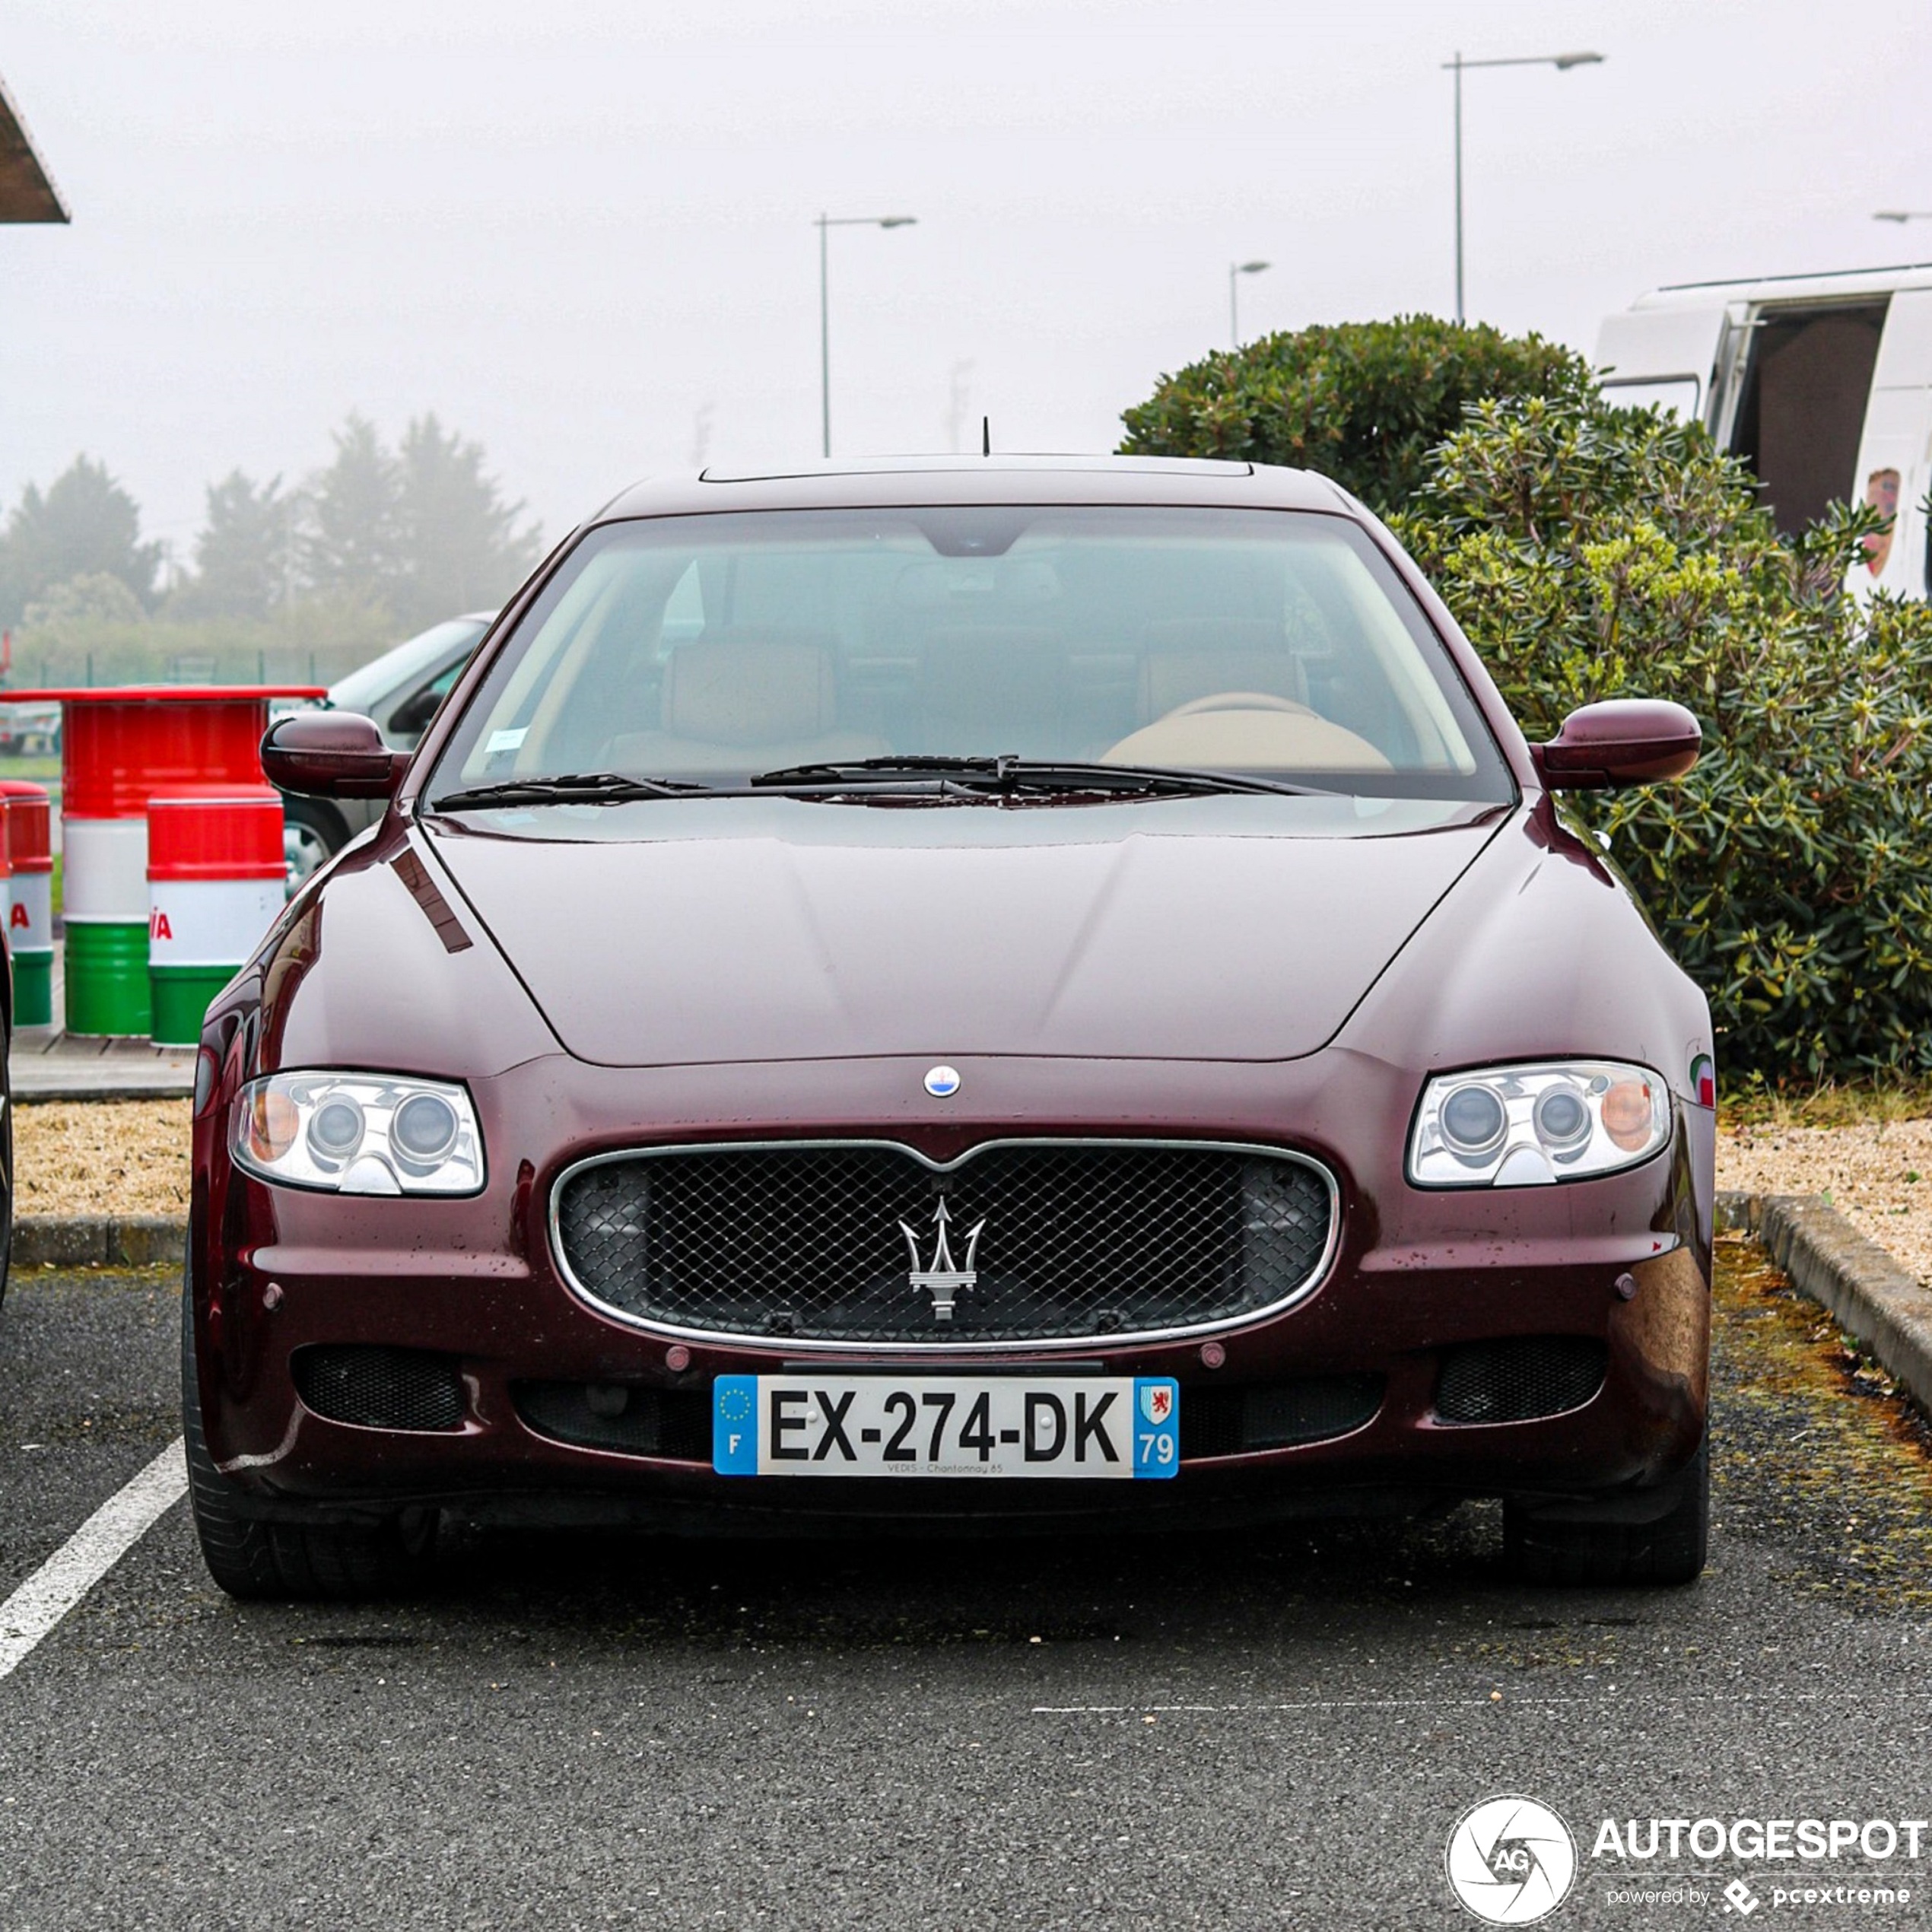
181;1285;437;1600
1503;1438;1708;1586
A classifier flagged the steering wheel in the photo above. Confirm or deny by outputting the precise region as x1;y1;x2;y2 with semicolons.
1158;691;1315;720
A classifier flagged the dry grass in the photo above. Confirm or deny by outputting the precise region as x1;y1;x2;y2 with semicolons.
1721;1076;1932;1130
14;1098;192;1217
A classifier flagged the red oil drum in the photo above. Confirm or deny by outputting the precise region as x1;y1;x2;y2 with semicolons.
0;780;52;1027
147;789;287;1047
0;686;320;1034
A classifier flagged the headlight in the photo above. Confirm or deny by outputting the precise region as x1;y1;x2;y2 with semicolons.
231;1073;485;1195
1407;1060;1670;1189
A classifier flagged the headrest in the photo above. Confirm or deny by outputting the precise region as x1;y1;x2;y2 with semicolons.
661;638;839;745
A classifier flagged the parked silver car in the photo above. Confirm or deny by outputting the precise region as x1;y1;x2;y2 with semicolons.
281;613;494;884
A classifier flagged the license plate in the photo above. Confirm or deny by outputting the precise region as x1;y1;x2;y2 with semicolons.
712;1374;1179;1479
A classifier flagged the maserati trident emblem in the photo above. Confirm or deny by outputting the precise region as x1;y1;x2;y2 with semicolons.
899;1197;986;1323
923;1064;961;1098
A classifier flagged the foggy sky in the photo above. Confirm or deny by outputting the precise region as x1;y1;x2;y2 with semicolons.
4;0;1929;576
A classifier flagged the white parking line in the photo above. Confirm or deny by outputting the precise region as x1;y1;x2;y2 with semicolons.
1031;1689;1838;1717
0;1438;187;1683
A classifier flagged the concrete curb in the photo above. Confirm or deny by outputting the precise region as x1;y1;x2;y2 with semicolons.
11;1215;185;1268
1718;1188;1932;1420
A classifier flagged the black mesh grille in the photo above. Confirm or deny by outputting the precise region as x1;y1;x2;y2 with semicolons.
1435;1337;1607;1425
513;1382;712;1460
1180;1375;1384;1458
554;1142;1333;1345
293;1346;465;1432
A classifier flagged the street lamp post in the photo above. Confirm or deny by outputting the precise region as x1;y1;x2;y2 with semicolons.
816;212;917;459
1230;260;1270;348
1445;50;1603;325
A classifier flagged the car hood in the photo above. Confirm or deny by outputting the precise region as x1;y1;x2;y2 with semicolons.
424;795;1507;1067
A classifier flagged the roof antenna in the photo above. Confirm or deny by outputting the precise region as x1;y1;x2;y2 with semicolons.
981;415;991;456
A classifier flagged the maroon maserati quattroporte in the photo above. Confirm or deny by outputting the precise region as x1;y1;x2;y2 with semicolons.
184;456;1714;1598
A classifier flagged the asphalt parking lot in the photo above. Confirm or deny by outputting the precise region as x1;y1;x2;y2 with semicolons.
0;1239;1929;1930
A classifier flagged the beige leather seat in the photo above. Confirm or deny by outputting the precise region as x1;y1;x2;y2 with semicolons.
609;637;889;774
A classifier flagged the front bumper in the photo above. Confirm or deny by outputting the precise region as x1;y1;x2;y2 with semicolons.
190;1047;1714;1528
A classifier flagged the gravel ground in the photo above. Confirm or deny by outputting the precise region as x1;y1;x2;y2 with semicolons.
1719;1117;1932;1289
13;1098;191;1217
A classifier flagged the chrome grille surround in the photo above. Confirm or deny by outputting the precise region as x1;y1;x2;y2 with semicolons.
548;1138;1342;1353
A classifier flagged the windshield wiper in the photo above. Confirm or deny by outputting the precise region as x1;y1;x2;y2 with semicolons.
430;771;714;811
749;754;1326;799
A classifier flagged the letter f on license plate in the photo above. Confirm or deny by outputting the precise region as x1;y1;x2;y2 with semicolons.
712;1376;1180;1479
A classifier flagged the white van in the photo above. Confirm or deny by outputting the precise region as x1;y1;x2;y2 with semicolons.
1594;264;1932;595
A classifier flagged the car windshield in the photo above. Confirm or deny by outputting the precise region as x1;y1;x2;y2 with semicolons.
427;507;1511;802
332;618;491;715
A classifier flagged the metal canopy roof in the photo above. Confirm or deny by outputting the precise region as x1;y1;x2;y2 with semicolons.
0;69;67;223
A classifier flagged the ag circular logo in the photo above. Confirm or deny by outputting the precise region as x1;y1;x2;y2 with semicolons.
923;1065;961;1098
1445;1794;1576;1924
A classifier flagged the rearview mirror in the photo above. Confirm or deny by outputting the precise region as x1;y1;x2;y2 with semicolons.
1534;700;1702;790
260;712;407;799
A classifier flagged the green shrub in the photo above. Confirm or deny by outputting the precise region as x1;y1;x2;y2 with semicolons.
1393;396;1932;1081
1118;316;1594;513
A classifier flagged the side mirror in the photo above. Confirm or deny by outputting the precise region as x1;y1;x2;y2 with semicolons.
1533;700;1702;790
260;712;408;799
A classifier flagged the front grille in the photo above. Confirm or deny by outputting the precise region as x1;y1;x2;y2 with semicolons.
1435;1337;1607;1425
513;1382;712;1460
293;1346;466;1432
554;1140;1335;1346
1180;1375;1385;1458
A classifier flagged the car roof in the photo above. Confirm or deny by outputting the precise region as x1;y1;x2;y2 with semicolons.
592;455;1355;523
1630;261;1932;308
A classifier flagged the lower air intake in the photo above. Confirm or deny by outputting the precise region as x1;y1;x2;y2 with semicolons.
513;1382;712;1460
1434;1337;1607;1425
1180;1374;1385;1458
292;1346;466;1432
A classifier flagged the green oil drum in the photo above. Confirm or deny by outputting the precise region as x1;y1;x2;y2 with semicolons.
64;919;153;1037
148;964;236;1049
11;949;52;1028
